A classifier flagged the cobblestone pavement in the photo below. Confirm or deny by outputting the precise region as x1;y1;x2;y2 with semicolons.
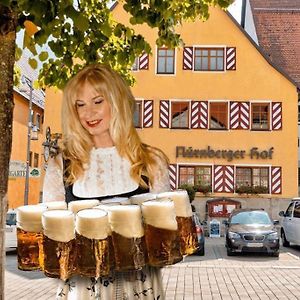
5;238;300;300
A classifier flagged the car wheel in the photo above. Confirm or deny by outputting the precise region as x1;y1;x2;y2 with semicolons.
282;230;290;247
227;247;234;256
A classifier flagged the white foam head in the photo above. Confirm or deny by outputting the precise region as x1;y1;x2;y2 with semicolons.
43;201;67;210
157;190;192;217
42;210;75;242
108;205;144;238
16;205;47;232
130;193;157;205
141;199;178;230
68;200;100;214
76;209;109;240
101;197;131;205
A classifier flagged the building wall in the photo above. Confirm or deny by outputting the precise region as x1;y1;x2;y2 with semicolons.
8;93;45;208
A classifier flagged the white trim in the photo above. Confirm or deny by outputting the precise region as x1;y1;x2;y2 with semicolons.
155;45;177;76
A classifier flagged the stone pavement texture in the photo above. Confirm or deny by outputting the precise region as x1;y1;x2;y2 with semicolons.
5;238;300;300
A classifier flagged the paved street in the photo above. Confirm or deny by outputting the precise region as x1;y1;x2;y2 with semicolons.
5;238;300;300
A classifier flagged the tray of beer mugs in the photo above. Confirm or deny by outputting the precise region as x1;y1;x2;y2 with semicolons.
16;190;199;280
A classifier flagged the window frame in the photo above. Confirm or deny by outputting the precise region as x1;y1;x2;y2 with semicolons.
209;101;228;130
193;47;225;72
251;102;270;131
156;47;176;75
170;100;190;129
178;165;212;187
133;100;143;128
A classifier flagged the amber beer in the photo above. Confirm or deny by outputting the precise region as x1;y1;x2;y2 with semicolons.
75;209;110;278
42;210;76;280
68;199;100;214
129;193;157;206
141;199;182;267
157;190;199;255
16;205;46;271
108;205;146;271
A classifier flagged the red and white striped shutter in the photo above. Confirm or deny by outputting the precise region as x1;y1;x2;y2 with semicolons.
169;164;177;190
272;102;282;130
226;47;236;71
214;165;234;193
143;100;153;128
191;101;201;128
271;166;282;194
199;101;208;129
230;102;250;129
159;100;170;128
183;47;193;70
139;53;149;70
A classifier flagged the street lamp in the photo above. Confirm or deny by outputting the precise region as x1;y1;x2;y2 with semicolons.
20;75;39;206
42;126;61;166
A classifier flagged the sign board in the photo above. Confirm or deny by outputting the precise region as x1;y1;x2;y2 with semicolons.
9;160;40;178
210;219;221;237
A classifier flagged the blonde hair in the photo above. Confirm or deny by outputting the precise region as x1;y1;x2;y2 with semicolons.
62;64;168;187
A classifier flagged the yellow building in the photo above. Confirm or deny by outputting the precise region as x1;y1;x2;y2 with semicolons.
43;5;298;222
8;55;45;209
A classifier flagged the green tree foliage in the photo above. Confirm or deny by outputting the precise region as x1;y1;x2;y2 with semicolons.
0;0;233;297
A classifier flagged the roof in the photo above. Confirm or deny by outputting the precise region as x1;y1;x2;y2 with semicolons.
249;0;300;90
14;50;45;109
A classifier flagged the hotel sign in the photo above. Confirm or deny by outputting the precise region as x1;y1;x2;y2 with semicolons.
176;146;274;161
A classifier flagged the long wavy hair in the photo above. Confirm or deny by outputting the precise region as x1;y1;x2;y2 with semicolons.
62;64;168;187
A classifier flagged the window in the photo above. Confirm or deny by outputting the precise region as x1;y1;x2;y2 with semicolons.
171;101;189;128
236;167;269;192
209;102;228;129
285;203;294;217
157;48;175;74
194;48;224;71
179;166;212;186
34;153;39;168
294;202;300;218
252;103;269;130
29;151;33;167
132;57;139;71
35;113;41;130
133;100;143;128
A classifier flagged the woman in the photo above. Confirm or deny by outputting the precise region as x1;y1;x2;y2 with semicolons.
43;64;170;300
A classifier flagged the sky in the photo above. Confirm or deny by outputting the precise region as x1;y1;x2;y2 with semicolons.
228;0;243;23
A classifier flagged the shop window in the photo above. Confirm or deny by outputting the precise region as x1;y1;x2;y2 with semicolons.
133;100;143;128
179;166;212;187
251;103;269;130
157;48;175;74
207;199;241;218
194;48;224;71
209;102;228;130
236;167;269;193
34;153;39;168
171;101;189;128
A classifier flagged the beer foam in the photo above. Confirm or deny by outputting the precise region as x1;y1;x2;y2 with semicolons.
43;201;67;210
101;197;131;205
141;199;178;230
108;205;144;238
68;200;100;214
76;209;109;239
130;193;157;205
16;205;47;232
157;190;193;217
42;210;75;242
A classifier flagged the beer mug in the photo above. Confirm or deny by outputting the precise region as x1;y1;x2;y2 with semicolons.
68;199;100;214
141;199;182;267
108;205;146;271
130;193;157;206
75;209;110;278
101;197;131;205
42;201;67;210
157;190;199;255
16;205;46;271
42;210;76;280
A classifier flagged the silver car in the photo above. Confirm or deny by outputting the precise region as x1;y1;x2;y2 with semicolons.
5;209;17;250
225;209;280;257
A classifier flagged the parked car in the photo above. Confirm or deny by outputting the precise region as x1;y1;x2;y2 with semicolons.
279;198;300;247
5;209;17;250
192;213;205;256
224;209;280;257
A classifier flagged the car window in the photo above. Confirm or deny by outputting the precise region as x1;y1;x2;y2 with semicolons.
285;203;294;217
6;212;16;226
230;211;272;225
294;202;300;218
